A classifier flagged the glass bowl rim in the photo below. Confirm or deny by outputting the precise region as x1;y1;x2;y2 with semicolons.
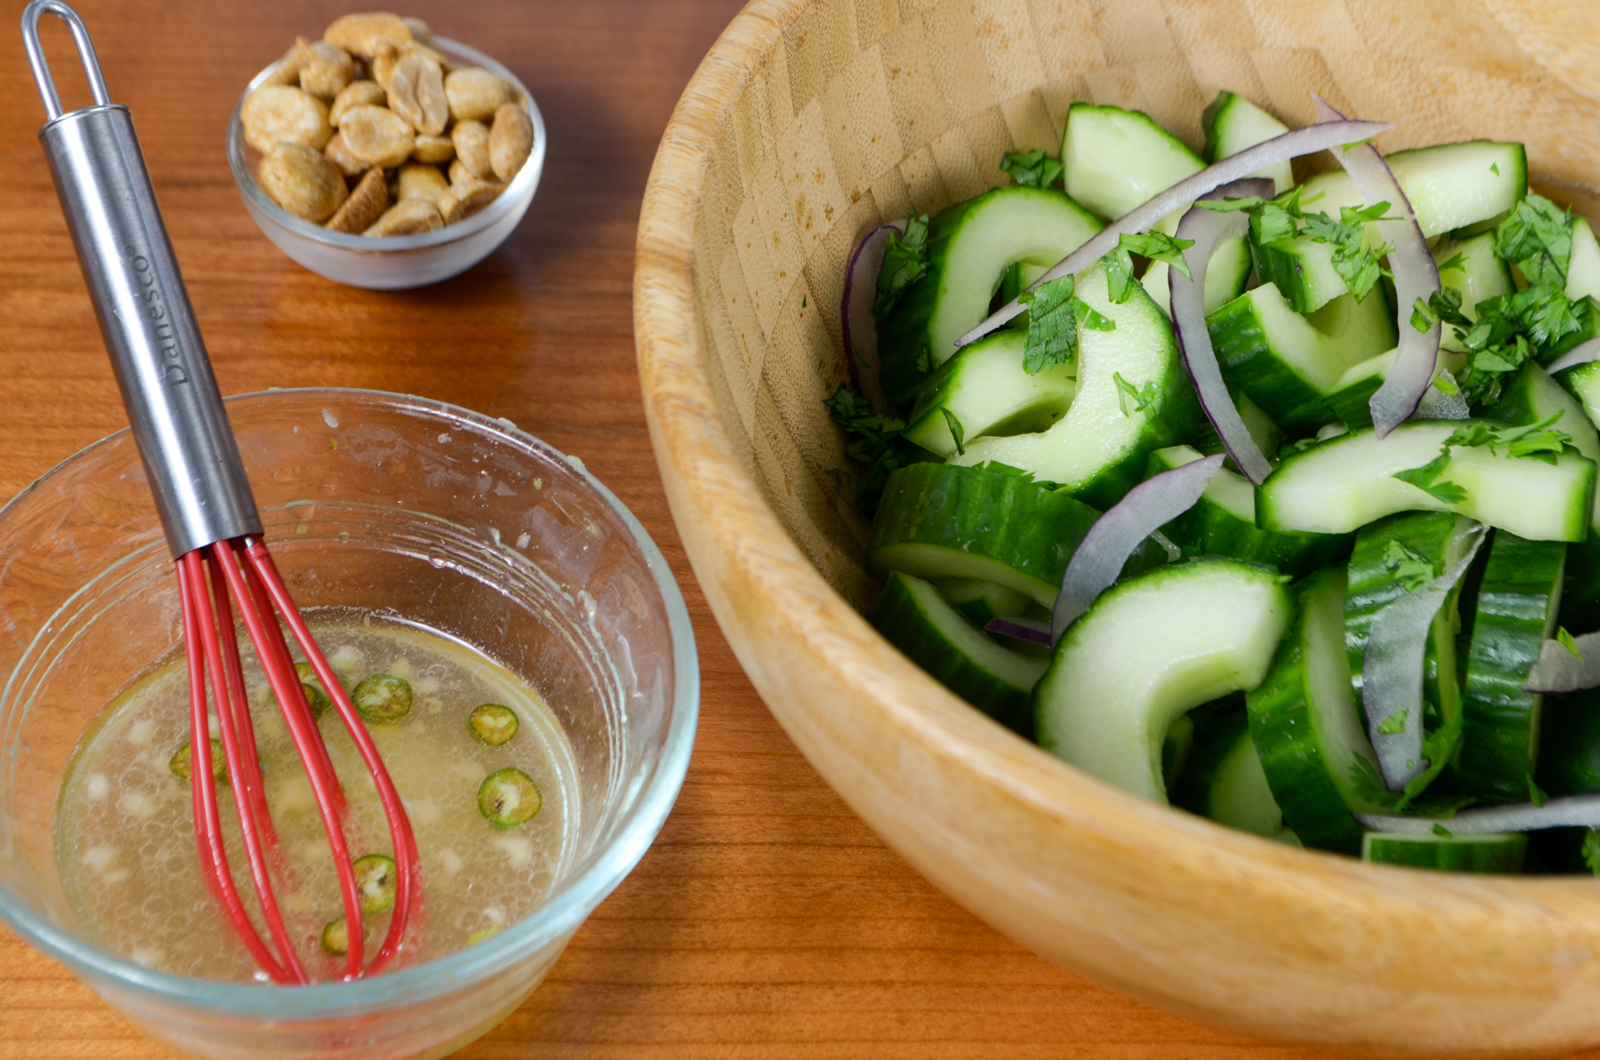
0;387;699;1015
226;37;547;253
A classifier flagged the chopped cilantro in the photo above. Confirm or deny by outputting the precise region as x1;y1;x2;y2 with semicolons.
1585;829;1600;875
1495;192;1573;289
1436;251;1468;275
1450;282;1584;408
1529;776;1550;807
1392;415;1573;506
1410;297;1436;334
1560;625;1584;661
1378;709;1410;736
1112;372;1158;417
1392;452;1467;506
873;215;930;320
1000;150;1063;190
1430;823;1452;838
822;384;917;515
1018;275;1115;376
939;407;965;455
1383;540;1436;593
1431;371;1461;397
1300;202;1394;302
1104;232;1194;304
801;295;807;308
1491;162;1500;176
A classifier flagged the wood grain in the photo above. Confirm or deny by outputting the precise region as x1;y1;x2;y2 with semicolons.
0;0;1379;1057
635;0;1600;1055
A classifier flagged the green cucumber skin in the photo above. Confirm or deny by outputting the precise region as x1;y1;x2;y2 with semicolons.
1062;103;1204;224
1200;91;1293;193
1536;688;1600;797
867;463;1164;607
1208;286;1333;431
877;187;1103;407
1246;566;1379;853
867;571;1044;734
1362;831;1528;873
1454;531;1565;802
1170;704;1291;839
903;329;1076;456
1251;236;1346;315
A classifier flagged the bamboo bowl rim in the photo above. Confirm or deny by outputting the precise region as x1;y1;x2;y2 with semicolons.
634;0;1600;1001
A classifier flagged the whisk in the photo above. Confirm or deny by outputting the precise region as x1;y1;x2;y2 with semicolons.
21;0;420;983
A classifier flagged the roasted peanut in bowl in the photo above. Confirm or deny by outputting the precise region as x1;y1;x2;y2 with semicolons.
226;13;546;289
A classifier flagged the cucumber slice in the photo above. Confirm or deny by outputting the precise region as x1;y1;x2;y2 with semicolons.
933;577;1031;628
1256;420;1597;542
868;462;1101;607
1536;689;1600;796
1568;217;1600;303
1145;445;1350;577
1250;235;1350;314
1554;359;1600;434
1163;712;1196;791
1487;363;1600;533
868;570;1046;733
1062;103;1204;231
903;329;1076;457
1435;231;1515;355
1322;349;1394;430
878;186;1103;405
1208;282;1399;431
1454;530;1565;802
1249;565;1389;853
1362;831;1528;873
1033;559;1294;802
1172;701;1294;840
1297;141;1528;239
1142;235;1252;317
1201;91;1293;194
949;264;1202;507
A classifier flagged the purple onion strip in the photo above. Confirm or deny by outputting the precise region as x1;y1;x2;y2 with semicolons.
1362;522;1487;791
840;221;905;413
1357;793;1600;835
1311;96;1441;438
1051;454;1225;644
954;118;1393;349
984;616;1052;646
1545;338;1600;377
1525;630;1600;694
1170;178;1276;485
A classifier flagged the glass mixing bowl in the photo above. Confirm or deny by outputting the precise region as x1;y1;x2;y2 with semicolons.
226;38;546;289
0;389;697;1060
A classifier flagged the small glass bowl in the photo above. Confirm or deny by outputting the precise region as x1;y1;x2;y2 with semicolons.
0;390;696;1060
226;39;547;289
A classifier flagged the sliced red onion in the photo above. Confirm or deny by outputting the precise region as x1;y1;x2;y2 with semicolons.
1357;793;1600;835
1171;179;1276;485
1051;455;1225;644
1545;338;1600;377
1362;521;1487;791
1525;630;1600;693
1414;374;1469;420
1311;96;1441;438
955;118;1393;348
840;221;905;413
985;616;1052;646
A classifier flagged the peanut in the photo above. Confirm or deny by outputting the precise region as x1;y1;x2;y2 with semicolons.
299;41;357;100
388;52;448;136
324;167;390;233
444;68;513;124
438;166;503;225
323;13;412;60
241;85;332;154
262;38;314;87
328;80;386;126
450;120;492;180
488;103;533;182
397;162;450;205
364;199;443;236
323;131;367;177
258;143;348;221
339;104;415;168
369;43;399;92
400;16;433;47
411;135;454;164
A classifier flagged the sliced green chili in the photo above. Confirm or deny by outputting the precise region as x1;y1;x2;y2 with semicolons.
352;674;412;723
169;739;227;783
477;768;541;827
352;853;398;914
320;916;351;956
295;662;332;719
468;703;519;746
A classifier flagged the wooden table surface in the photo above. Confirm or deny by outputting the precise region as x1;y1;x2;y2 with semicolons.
0;2;1583;1058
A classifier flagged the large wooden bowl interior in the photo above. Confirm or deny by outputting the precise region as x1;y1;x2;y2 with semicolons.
635;0;1600;1051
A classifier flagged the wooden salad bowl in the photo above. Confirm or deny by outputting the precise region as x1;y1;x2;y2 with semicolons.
634;0;1600;1051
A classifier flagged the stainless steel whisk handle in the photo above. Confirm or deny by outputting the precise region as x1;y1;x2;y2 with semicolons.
23;0;261;557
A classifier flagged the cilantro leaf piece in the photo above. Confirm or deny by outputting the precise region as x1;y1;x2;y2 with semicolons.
1383;539;1436;593
873;215;930;320
1431;371;1461;397
1585;829;1600;875
1392;451;1466;506
1378;709;1410;736
1018;275;1115;375
1433;823;1453;838
822;384;916;515
1000;150;1063;189
1195;195;1268;213
1437;251;1468;275
939;407;965;456
1112;372;1158;417
1560;625;1584;661
1411;297;1435;334
1103;232;1195;303
1428;287;1472;328
1530;776;1550;807
1495;192;1574;289
1252;202;1301;246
